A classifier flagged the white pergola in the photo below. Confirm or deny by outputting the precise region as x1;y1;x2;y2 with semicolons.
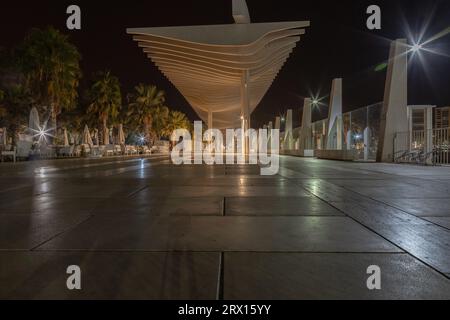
127;0;309;130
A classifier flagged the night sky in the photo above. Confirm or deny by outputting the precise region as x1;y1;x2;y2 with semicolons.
1;0;449;128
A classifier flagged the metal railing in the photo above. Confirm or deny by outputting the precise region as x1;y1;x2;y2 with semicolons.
432;127;450;165
394;127;450;165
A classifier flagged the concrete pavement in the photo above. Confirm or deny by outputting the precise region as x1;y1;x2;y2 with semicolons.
0;155;449;299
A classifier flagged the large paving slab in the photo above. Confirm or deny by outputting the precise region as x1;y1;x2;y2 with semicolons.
132;185;312;198
423;217;450;230
0;213;91;250
144;176;295;187
0;195;101;215
0;252;219;299
320;179;413;188
41;180;148;198
344;185;450;199
0;194;224;216
91;196;224;216
378;198;450;217
37;216;400;252
224;253;450;300
225;197;343;216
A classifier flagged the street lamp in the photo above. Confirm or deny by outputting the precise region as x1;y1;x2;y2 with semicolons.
411;43;423;53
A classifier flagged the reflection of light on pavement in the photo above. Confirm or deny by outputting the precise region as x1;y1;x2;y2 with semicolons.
139;159;145;178
310;180;321;195
239;186;248;196
34;167;47;178
38;180;51;193
30;177;53;234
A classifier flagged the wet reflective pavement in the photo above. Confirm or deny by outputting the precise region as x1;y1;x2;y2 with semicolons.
0;155;449;299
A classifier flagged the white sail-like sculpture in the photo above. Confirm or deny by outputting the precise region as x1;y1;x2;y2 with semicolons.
29;107;40;134
82;125;93;146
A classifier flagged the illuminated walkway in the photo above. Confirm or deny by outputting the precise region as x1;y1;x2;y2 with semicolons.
1;155;450;299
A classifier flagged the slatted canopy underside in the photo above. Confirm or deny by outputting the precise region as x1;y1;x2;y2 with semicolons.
127;21;310;129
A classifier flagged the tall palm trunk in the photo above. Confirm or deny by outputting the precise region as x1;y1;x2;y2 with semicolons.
98;121;103;146
102;116;108;145
144;116;152;147
51;104;58;144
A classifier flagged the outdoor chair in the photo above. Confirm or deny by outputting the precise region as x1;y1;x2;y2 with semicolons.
0;145;16;162
90;146;103;158
16;141;33;160
104;144;115;157
124;145;138;155
37;145;52;159
98;145;106;156
68;145;75;157
142;146;152;154
114;145;123;155
153;140;170;154
73;145;82;157
81;144;91;156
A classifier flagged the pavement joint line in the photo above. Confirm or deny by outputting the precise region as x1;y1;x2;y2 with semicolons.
31;157;152;173
127;185;149;198
338;184;450;230
222;197;227;216
222;214;345;217
29;214;95;251
216;252;224;300
27;249;409;254
423;215;450;218
352;165;450;182
77;158;167;179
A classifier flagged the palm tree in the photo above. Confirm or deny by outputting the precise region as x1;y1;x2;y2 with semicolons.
87;71;121;145
151;105;169;141
0;84;32;144
0;89;5;119
18;27;81;140
127;84;165;145
163;110;191;139
59;107;88;144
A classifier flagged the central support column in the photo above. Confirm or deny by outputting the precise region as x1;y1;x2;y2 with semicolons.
208;110;213;130
241;70;251;155
206;109;213;153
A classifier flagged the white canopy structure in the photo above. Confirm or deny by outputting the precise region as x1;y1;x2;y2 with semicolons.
127;0;309;130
